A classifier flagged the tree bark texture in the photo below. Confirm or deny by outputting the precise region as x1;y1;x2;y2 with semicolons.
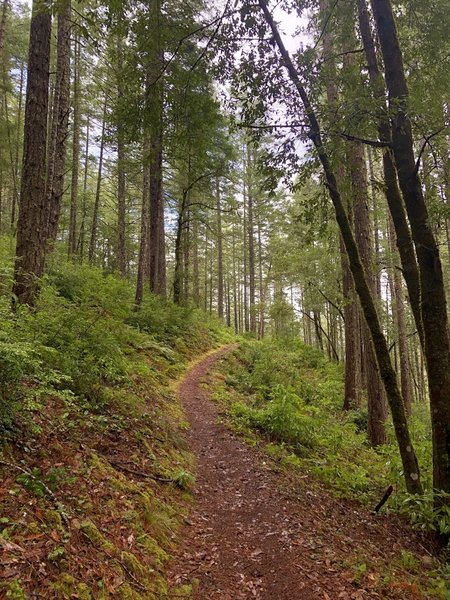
357;0;424;350
68;34;80;257
372;0;450;499
46;0;71;244
13;3;52;305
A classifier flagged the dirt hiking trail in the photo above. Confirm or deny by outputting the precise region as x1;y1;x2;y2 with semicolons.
168;346;436;600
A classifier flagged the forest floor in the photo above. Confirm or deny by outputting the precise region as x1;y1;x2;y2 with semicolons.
168;346;442;600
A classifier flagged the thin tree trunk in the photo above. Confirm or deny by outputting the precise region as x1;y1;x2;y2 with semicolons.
232;227;239;333
242;165;249;332
216;177;224;319
173;193;186;305
247;146;257;334
68;34;80;257
116;38;127;276
11;61;24;231
78;114;89;261
88;95;107;264
192;214;200;307
367;148;382;299
389;216;413;415
183;207;190;303
349;141;387;445
135;137;151;308
258;219;265;339
157;164;166;297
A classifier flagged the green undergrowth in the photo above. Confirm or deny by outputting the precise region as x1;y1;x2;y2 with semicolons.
213;339;440;519
0;238;232;598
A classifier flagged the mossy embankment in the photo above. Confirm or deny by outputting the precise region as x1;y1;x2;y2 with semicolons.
0;248;233;599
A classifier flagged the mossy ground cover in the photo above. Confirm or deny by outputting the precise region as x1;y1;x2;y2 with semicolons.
0;239;232;598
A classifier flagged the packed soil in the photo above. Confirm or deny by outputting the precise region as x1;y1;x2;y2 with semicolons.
168;346;439;600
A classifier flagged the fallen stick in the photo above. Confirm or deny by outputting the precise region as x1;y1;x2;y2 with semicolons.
373;485;394;514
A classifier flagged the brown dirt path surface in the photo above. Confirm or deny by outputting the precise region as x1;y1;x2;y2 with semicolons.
168;346;437;600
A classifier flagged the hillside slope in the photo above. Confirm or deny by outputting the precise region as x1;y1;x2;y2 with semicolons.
0;257;232;599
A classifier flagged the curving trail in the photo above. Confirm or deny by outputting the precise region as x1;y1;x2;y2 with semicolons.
168;346;433;600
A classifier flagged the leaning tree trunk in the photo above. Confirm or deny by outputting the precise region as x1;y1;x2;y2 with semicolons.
372;0;450;503
258;0;422;494
13;1;51;306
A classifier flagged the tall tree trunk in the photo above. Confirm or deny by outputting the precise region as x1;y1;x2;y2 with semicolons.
0;0;8;57
11;61;24;231
183;207;190;303
232;227;239;333
319;0;360;408
247;146;257;334
192;214;200;307
157;169;166;297
257;219;265;339
204;225;209;312
259;0;422;494
135;138;151;308
216;177;224;319
389;216;413;415
116;38;127;276
13;2;51;306
349;142;387;445
367;148;382;300
0;0;10;230
68;34;80;257
242;166;249;332
357;0;424;349
173;194;186;305
372;0;450;502
46;0;71;244
147;0;165;296
88;95;107;264
78;114;89;260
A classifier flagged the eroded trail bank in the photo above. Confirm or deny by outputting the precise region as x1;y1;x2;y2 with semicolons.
168;346;437;600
